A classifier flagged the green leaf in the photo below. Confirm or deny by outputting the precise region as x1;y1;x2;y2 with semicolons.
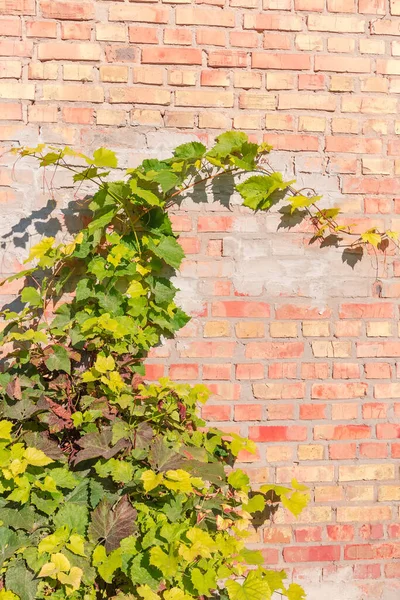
88;497;137;552
228;469;249;491
0;528;21;567
236;174;293;211
226;571;271;600
130;179;161;206
191;568;216;595
150;236;184;269
149;546;178;577
286;583;306;600
92;148;118;169
207;131;248;158
154;170;179;194
98;549;122;583
289;195;316;213
5;560;38;600
245;494;265;513
281;491;309;517
45;345;71;374
53;503;88;536
174;142;206;160
21;287;41;307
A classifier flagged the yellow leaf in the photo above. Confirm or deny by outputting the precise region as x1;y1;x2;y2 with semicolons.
101;371;125;393
386;230;399;241
58;566;83;594
361;230;381;248
0;591;19;600
24;447;54;467
138;585;160;600
127;280;146;298
95;354;115;374
9;459;27;477
51;552;71;573
66;534;86;557
0;420;12;441
141;470;164;493
25;237;55;264
39;562;57;578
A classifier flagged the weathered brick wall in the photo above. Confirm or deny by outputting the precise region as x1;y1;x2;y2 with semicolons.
1;0;400;598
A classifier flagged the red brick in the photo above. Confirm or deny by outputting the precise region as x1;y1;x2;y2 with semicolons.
142;47;202;65
246;342;304;359
236;363;264;379
327;525;354;541
339;303;394;318
0;18;21;36
109;4;168;23
129;26;159;44
0;0;35;15
264;134;319;151
0;103;22;120
62;107;93;124
314;425;371;440
249;426;307;442
234;404;263;421
284;545;340;562
325;137;382;154
26;20;57;37
40;0;94;20
212;301;270;318
198;216;233;232
252;53;311;70
202;404;231;420
169;364;199;380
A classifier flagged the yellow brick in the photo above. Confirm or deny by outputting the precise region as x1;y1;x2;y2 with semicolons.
266;73;295;90
131;109;163;126
43;85;104;103
299;116;325;132
314;486;344;503
266;445;293;463
204;321;230;338
133;67;163;85
303;321;330;337
312;341;352;358
363;119;387;135
63;64;93;81
327;37;355;53
168;70;197;86
270;321;297;338
332;117;359;134
96;109;126;126
330;76;354;92
100;65;129;83
0;61;22;79
337;506;391;522
265;114;294;131
28;62;58;80
295;34;323;52
378;486;400;501
360;38;385;54
366;321;393;336
361;77;389;93
96;23;126;42
346;485;374;502
339;464;395;481
0;83;35;100
298;444;324;461
198;112;231;129
234;114;260;130
236;322;265;338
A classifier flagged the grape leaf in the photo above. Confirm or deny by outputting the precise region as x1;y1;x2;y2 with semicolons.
5;560;38;600
88;497;137;552
21;287;41;307
226;571;271;600
236;174;293;211
150;236;185;269
92;148;118;169
174;142;206;160
45;345;71;374
207;131;248;158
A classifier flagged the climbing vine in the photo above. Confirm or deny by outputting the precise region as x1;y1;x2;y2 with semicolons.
0;132;392;600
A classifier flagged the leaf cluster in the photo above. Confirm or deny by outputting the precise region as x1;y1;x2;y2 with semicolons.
0;132;314;600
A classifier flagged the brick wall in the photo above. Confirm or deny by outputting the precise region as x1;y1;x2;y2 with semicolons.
1;0;400;598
